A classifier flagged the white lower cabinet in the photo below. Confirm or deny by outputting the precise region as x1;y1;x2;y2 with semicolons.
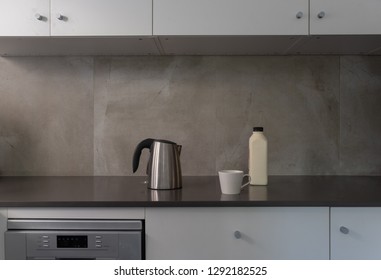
6;206;381;260
146;207;329;260
331;207;381;260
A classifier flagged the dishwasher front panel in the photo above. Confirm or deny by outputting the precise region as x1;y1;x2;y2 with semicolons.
5;219;144;260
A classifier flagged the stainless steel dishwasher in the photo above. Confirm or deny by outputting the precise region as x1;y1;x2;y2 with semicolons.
5;219;144;260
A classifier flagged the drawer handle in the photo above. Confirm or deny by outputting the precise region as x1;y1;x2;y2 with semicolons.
234;230;241;239
296;11;303;19
57;14;65;21
35;13;43;21
340;226;349;234
317;11;326;19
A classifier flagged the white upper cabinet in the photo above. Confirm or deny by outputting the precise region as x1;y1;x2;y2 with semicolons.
153;0;309;35
0;0;50;36
2;0;381;54
310;0;381;35
50;0;152;36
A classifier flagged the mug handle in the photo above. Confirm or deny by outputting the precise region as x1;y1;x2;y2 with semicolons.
241;174;251;189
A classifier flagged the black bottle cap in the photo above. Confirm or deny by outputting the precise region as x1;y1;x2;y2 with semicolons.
253;127;264;132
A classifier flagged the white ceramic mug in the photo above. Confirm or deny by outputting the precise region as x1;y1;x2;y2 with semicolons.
218;170;251;195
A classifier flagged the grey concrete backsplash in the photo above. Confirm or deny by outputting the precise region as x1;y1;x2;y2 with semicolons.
0;56;380;176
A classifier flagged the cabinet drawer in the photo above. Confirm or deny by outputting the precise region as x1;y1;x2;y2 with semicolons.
146;207;329;259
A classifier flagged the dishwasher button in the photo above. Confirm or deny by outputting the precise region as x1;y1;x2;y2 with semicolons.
95;236;102;239
95;244;102;248
95;240;102;243
42;240;49;243
42;244;50;248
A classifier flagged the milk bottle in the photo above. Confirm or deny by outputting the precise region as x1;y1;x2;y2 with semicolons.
249;127;268;185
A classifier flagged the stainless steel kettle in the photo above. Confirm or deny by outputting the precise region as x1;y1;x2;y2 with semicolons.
132;138;182;190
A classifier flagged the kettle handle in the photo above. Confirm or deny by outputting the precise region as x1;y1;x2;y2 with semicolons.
132;138;154;173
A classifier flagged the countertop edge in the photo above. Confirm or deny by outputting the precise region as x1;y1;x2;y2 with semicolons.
3;201;381;207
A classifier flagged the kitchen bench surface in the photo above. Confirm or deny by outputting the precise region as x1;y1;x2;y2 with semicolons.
0;176;380;207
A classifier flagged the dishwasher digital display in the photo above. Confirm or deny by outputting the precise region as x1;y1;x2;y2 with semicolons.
57;235;88;248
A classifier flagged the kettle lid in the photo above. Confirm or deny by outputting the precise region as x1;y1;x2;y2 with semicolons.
154;139;177;145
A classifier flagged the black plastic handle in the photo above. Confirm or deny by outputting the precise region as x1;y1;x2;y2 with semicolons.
132;138;154;173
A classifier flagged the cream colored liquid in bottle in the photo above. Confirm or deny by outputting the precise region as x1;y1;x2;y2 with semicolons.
249;127;268;185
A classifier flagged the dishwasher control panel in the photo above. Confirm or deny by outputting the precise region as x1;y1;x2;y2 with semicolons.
28;232;115;250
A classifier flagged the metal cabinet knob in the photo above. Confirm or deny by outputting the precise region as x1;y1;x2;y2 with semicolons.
317;11;326;19
340;226;349;234
234;230;241;239
35;13;43;21
57;14;65;20
296;11;303;19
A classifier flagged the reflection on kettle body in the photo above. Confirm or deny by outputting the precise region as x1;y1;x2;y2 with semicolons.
149;189;182;201
133;138;182;190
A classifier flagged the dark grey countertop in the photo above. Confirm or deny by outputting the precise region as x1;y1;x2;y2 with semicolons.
0;176;381;207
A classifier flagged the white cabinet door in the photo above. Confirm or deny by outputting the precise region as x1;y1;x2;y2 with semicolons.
153;0;308;35
310;0;381;35
331;207;381;260
0;0;50;36
146;207;329;260
51;0;152;36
